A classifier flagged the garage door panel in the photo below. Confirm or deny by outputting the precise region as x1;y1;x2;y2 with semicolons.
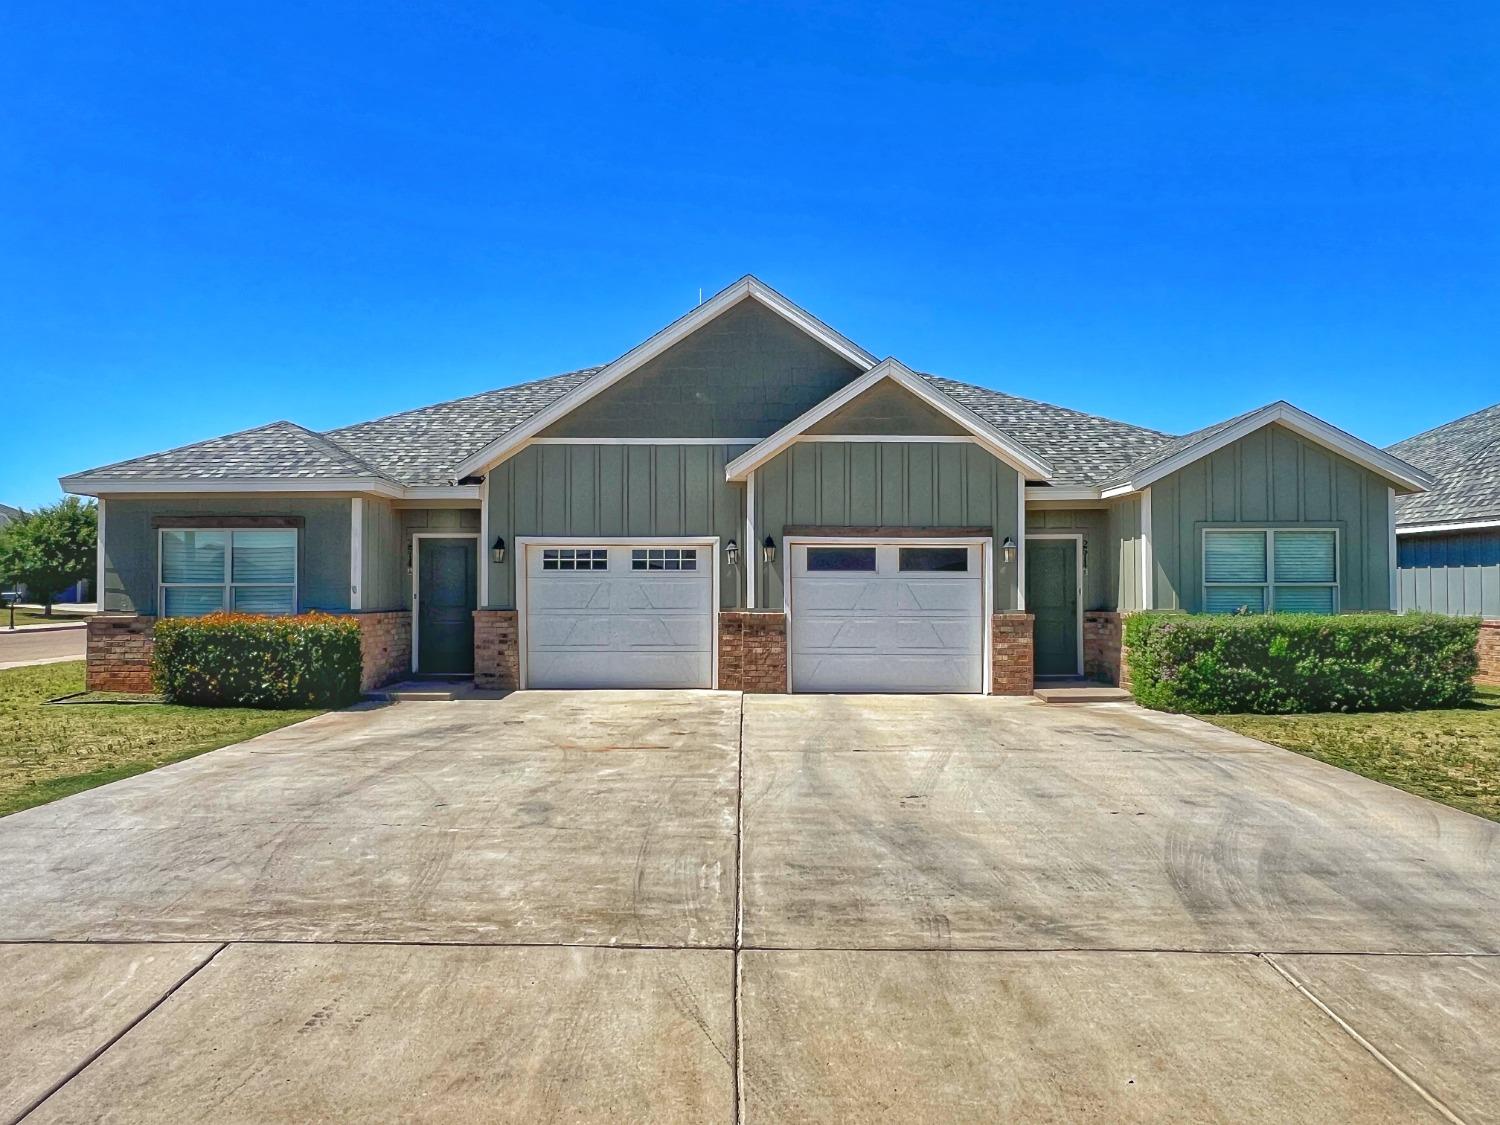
790;542;985;694
524;544;714;689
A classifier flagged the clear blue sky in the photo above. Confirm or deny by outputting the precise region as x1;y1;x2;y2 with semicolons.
3;2;1496;508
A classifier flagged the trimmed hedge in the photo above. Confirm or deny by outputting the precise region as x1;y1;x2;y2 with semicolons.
1124;612;1479;714
153;612;362;708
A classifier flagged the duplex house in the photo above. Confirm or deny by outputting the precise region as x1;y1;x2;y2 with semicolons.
63;277;1433;695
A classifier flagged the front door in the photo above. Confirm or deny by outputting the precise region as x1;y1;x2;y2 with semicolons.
417;538;477;674
1026;538;1079;677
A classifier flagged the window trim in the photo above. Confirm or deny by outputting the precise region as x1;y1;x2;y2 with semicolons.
1201;527;1340;614
157;526;299;617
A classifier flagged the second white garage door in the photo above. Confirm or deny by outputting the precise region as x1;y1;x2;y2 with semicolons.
789;541;986;693
523;543;715;689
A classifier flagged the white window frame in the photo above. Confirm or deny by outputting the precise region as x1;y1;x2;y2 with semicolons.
157;527;299;617
1201;527;1340;614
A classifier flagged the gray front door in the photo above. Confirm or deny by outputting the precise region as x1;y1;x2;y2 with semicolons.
418;539;477;674
1026;538;1079;677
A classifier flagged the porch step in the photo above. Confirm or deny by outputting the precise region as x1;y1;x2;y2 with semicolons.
371;679;476;702
1032;682;1133;704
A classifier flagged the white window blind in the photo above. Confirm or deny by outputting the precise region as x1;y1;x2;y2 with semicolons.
1203;529;1338;614
160;528;298;616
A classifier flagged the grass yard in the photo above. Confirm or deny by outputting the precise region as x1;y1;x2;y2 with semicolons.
1206;686;1500;822
0;661;322;817
3;608;92;629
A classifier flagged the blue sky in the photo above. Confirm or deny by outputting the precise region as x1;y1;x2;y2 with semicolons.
3;1;1496;508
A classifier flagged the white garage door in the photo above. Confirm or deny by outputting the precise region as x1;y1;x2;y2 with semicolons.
524;543;714;689
790;542;985;693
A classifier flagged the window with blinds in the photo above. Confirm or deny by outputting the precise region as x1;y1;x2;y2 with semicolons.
1203;529;1337;614
159;528;298;616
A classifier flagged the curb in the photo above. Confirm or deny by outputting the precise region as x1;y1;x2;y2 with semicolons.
1;621;89;634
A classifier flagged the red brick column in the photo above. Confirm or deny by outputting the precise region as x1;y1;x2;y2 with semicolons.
86;615;157;693
354;611;411;691
1479;620;1500;687
719;611;787;692
1084;611;1129;687
991;612;1034;695
474;610;520;690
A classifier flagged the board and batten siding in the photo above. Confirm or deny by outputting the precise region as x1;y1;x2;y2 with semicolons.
1148;424;1395;612
99;496;353;615
1109;494;1144;612
754;441;1022;612
484;443;749;609
360;497;405;612
1399;529;1500;617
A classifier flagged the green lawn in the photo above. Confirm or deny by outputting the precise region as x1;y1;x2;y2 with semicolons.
1205;686;1500;822
3;608;92;629
0;661;322;817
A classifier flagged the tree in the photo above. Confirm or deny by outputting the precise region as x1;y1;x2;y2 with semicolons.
0;497;97;616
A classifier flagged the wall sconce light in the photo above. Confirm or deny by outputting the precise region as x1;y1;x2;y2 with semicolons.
761;536;776;565
491;537;507;565
725;539;740;567
406;543;413;573
1000;537;1017;565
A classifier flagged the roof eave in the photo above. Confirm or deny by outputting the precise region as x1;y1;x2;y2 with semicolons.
60;475;409;499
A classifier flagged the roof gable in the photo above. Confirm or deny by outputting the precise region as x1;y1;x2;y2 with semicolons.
452;276;877;475
725;359;1054;481
1102;401;1434;497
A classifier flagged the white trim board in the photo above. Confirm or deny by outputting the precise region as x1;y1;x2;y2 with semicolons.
1025;533;1084;678
725;358;1054;482
95;498;107;612
1099;402;1436;498
1396;517;1500;536
526;437;762;446
453;276;879;478
350;498;364;611
410;532;481;675
514;535;721;691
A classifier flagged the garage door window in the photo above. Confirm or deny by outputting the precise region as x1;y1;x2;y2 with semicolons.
632;548;697;571
806;547;877;572
542;548;608;571
898;547;968;572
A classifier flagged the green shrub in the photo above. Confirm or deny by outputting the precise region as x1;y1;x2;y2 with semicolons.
1124;612;1479;714
153;612;362;708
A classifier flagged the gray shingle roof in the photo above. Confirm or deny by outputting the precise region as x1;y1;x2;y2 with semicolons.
69;421;394;482
1099;403;1270;489
920;374;1173;485
1388;402;1500;527
326;367;601;485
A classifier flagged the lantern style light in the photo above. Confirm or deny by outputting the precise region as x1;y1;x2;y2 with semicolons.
491;537;507;565
1000;537;1018;565
725;539;740;567
761;536;777;565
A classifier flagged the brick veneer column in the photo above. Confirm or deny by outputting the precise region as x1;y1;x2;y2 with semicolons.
719;611;787;692
990;612;1034;695
86;615;157;693
1479;620;1500;687
353;611;411;691
473;610;520;690
1084;611;1126;686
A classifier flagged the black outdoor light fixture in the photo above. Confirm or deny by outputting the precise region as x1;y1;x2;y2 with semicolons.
491;537;507;565
1000;536;1018;565
761;536;776;565
725;538;739;567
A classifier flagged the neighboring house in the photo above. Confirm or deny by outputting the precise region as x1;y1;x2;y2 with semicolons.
62;276;1432;695
1388;403;1500;618
0;502;20;529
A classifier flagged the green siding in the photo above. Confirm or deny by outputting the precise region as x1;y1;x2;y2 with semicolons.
101;497;352;615
360;498;405;611
485;444;747;609
1110;495;1143;612
754;441;1021;611
539;298;864;439
1026;508;1110;610
805;379;967;436
1149;424;1394;612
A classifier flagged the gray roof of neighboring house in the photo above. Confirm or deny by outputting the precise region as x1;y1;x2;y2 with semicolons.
920;375;1173;485
1388;402;1500;528
326;368;602;485
0;502;20;527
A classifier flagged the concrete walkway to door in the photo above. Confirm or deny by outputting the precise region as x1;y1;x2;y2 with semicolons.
0;691;1496;1122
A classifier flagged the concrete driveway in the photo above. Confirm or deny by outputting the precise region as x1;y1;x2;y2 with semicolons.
1;693;1497;1123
